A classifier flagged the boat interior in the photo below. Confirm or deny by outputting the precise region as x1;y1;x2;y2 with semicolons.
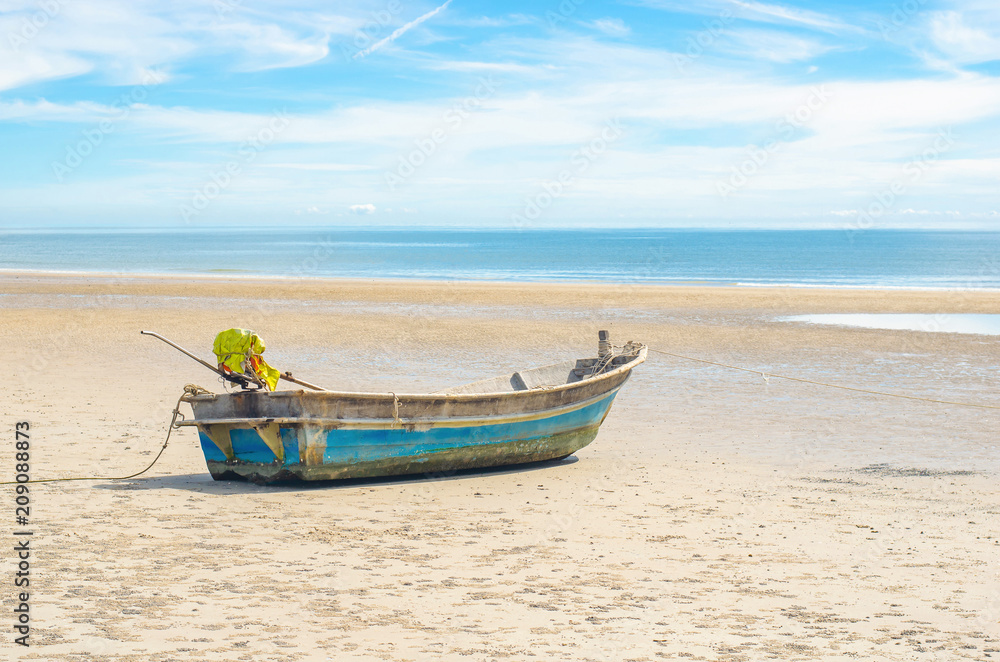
441;341;645;395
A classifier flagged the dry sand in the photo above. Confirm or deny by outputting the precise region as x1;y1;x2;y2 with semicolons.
2;273;999;661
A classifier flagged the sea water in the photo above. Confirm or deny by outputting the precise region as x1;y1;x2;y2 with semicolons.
2;228;999;289
783;313;1000;336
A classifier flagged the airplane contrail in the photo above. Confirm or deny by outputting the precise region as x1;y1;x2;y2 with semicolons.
353;0;453;60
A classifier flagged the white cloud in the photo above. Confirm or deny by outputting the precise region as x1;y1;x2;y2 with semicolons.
927;10;1000;64
633;0;858;34
349;203;376;214
10;65;1000;161
0;51;92;92
892;209;962;216
884;2;1000;72
261;163;376;171
0;0;353;91
424;60;540;74
730;0;856;33
212;22;330;71
719;29;834;63
0;1;196;88
588;18;631;38
0;98;114;121
453;15;535;28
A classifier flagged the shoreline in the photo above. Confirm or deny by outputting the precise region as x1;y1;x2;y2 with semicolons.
4;270;1000;315
3;267;1000;294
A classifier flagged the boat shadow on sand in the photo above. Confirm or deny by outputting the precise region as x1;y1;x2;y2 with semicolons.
94;455;579;495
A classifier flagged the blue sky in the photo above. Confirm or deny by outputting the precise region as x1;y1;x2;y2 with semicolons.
1;0;999;228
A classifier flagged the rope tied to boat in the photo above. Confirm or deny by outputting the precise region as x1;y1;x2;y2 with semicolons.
593;341;644;376
648;348;1000;411
0;385;209;485
390;393;402;428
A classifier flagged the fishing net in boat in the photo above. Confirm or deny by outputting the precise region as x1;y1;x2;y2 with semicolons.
212;328;281;391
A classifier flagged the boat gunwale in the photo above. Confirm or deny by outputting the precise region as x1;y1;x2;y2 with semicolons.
177;382;624;429
181;346;647;403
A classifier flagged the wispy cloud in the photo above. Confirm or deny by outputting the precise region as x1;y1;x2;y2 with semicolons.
0;52;92;93
212;22;331;71
262;163;376;171
730;0;856;33
719;28;834;62
588;18;631;38
452;14;535;28
423;60;541;74
0;0;348;91
927;9;1000;65
353;0;453;60
632;0;859;34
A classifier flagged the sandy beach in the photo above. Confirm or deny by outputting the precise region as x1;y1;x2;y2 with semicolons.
3;273;999;661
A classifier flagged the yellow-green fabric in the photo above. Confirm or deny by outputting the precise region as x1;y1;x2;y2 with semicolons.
253;356;281;392
212;328;280;391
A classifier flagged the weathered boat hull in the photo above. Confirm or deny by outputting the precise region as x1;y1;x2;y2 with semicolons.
179;346;645;483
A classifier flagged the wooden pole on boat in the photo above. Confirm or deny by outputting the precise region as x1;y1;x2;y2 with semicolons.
278;372;328;392
140;331;328;391
140;331;237;380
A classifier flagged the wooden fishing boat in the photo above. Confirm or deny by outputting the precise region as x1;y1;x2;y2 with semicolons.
170;332;645;483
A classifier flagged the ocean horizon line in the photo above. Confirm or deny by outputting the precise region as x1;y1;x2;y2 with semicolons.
2;225;1000;234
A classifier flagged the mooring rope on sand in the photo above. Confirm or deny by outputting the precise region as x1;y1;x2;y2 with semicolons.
0;384;210;486
647;347;1000;411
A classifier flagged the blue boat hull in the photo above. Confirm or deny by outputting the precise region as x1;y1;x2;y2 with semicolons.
197;390;618;482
